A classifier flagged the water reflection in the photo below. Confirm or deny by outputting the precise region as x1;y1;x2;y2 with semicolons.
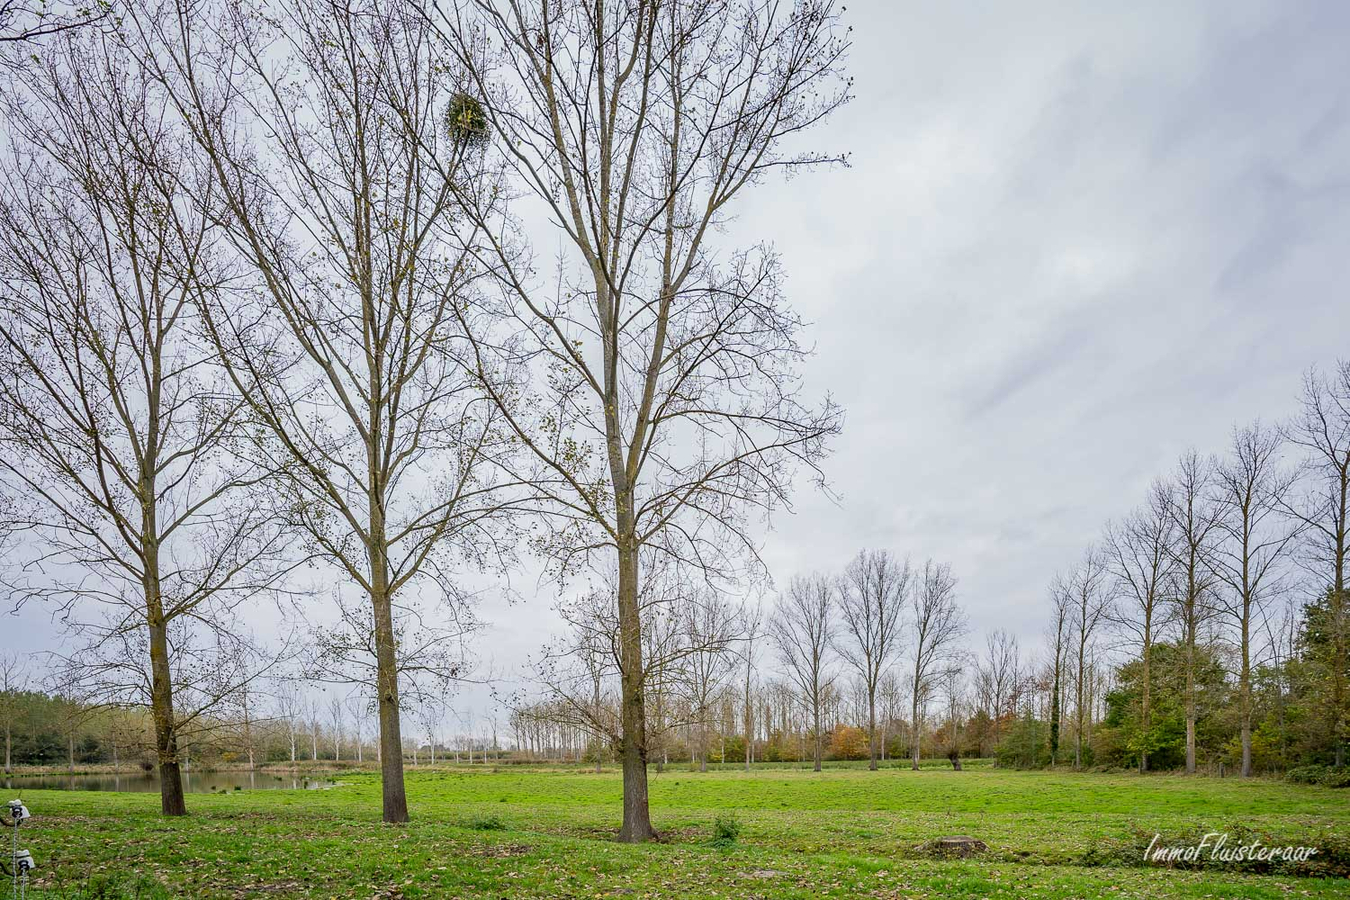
2;770;338;793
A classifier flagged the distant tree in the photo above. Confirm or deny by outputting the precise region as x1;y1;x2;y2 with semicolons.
0;652;31;773
1069;549;1109;768
1213;424;1299;777
908;561;965;770
1046;578;1072;763
1165;450;1222;774
1105;480;1176;772
740;604;763;772
940;665;969;770
1283;362;1350;766
1296;586;1350;763
1099;641;1228;771
307;697;322;763
328;696;345;763
997;714;1051;770
837;550;911;770
679;590;743;773
771;574;837;772
275;682;304;765
981;629;1019;749
829;725;868;761
878;673;905;761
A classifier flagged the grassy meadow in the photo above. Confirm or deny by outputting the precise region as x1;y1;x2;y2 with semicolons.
10;762;1350;899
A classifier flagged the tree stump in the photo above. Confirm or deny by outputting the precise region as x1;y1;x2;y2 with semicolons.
919;836;988;858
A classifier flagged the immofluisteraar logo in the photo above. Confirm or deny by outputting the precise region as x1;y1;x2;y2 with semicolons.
1143;832;1319;864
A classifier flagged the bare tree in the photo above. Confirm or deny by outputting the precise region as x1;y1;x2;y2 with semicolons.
573;595;612;774
533;564;658;774
307;696;322;762
1213;423;1299;777
878;672;903;761
275;680;304;765
770;574;837;772
1046;577;1071;764
133;0;523;823
1104;480;1175;773
329;695;345;763
0;32;284;816
981;629;1019;748
940;663;967;770
429;0;849;841
0;652;31;774
741;603;762;771
417;694;446;766
837;549;910;770
678;589;743;772
349;692;370;764
238;680;257;771
1069;548;1108;769
908;560;965;770
1283;362;1350;766
1165;449;1222;774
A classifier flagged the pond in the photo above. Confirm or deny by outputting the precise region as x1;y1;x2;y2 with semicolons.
2;770;339;794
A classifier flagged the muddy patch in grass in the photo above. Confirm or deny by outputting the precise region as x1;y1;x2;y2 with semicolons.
465;842;533;858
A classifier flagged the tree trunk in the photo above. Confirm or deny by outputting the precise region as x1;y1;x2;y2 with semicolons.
812;700;822;772
744;691;753;772
147;614;187;816
1049;668;1061;765
867;689;878;771
1185;629;1197;775
616;537;655;842
1240;589;1253;778
243;701;255;771
372;583;409;821
1140;617;1152;774
1333;570;1346;767
1074;642;1086;769
138;469;187;816
910;689;921;771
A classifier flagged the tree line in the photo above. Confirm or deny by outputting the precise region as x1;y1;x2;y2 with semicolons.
518;362;1348;783
7;355;1347;784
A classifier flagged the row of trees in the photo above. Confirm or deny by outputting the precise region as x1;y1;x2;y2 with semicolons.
0;677;510;773
0;0;850;840
522;363;1347;784
1047;362;1348;777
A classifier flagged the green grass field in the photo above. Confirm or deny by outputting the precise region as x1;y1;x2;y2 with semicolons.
10;763;1350;898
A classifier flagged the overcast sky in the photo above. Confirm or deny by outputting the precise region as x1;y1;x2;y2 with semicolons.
748;0;1350;629
5;0;1349;728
